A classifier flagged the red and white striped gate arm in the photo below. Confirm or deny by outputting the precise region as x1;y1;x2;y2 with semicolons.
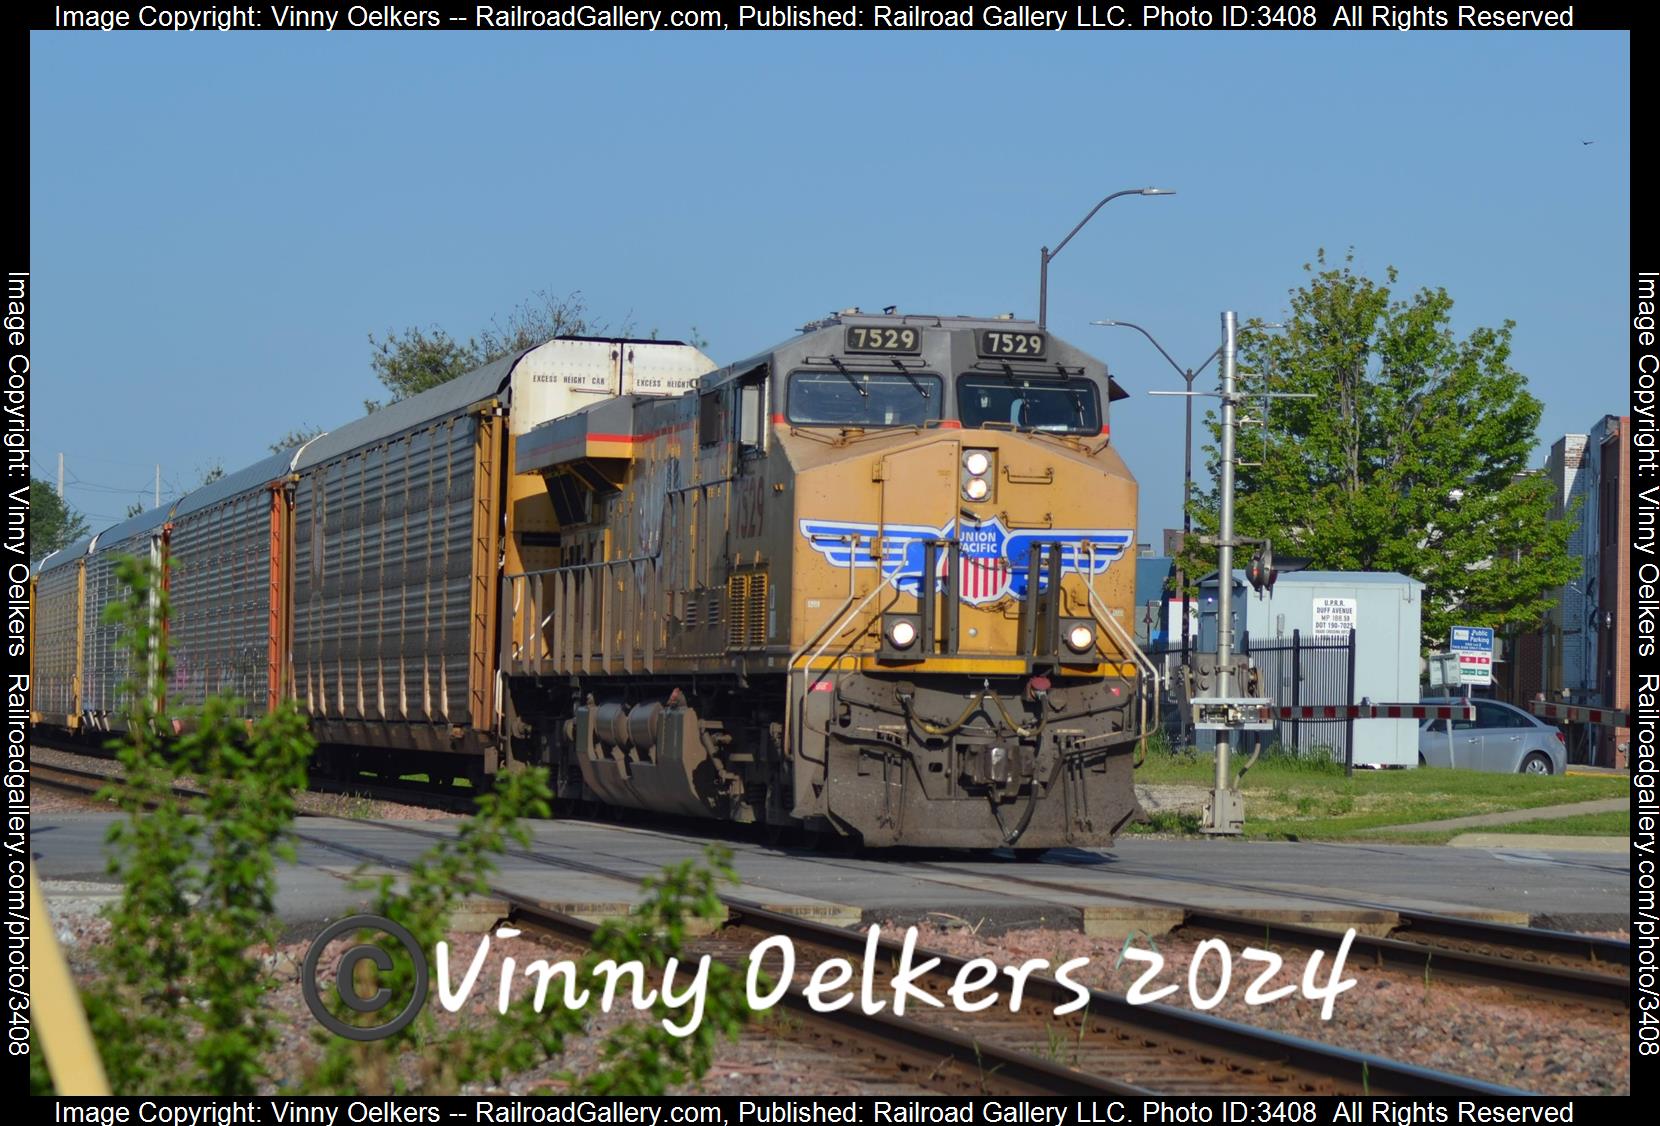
1528;701;1630;727
1272;702;1476;722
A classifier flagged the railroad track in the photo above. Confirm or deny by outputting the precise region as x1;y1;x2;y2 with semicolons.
32;760;196;802
34;742;1630;1015
287;817;1528;1096
29;740;479;815
911;861;1631;1012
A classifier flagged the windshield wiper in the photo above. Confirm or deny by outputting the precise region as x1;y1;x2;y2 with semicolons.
827;357;868;398
995;366;1036;429
888;357;930;399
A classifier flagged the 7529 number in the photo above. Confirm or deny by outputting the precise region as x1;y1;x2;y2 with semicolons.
846;326;921;353
977;330;1046;357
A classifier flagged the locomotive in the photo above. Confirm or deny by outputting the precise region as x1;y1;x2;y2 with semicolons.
32;311;1153;850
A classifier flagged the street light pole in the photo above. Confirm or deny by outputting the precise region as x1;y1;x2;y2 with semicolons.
1091;319;1221;728
1039;187;1174;328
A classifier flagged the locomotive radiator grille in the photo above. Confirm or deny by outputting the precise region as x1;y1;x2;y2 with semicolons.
726;570;768;650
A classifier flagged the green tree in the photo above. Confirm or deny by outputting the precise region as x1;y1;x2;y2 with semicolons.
475;288;591;365
1178;250;1578;646
269;425;325;454
29;476;88;563
366;324;483;405
367;290;593;405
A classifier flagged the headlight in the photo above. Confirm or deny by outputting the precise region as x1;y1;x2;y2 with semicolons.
888;619;917;648
964;450;991;476
963;476;990;501
1065;624;1095;653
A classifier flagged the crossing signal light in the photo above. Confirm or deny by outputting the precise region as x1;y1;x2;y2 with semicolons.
1245;554;1278;594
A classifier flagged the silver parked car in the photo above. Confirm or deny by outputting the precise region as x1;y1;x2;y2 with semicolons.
1418;698;1567;775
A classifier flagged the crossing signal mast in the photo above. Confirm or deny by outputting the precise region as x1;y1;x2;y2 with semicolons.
1151;312;1313;836
1167;315;1478;834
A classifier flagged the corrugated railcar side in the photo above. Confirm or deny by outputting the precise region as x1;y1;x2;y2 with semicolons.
30;540;91;727
79;509;171;730
166;451;297;717
289;368;507;755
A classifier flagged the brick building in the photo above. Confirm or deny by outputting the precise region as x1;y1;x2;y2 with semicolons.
1590;416;1631;766
1522;415;1630;766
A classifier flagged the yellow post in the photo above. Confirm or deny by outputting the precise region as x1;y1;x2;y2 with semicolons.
28;871;110;1094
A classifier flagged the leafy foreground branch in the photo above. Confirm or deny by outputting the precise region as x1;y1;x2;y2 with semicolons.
80;555;311;1095
302;769;752;1095
57;555;752;1096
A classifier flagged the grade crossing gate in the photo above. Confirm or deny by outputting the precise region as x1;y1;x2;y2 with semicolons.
1273;702;1475;722
1527;701;1629;728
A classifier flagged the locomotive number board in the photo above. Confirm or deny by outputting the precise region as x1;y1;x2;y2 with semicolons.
845;325;923;354
977;329;1047;358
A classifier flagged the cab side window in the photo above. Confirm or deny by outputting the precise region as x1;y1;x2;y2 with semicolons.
737;376;766;454
699;392;722;448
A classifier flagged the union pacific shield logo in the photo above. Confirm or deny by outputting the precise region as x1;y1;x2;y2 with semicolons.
799;517;1131;606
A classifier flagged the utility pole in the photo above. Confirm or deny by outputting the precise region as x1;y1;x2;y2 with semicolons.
57;453;64;499
154;465;160;510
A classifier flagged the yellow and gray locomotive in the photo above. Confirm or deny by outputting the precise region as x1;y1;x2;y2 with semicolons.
505;312;1151;849
31;311;1152;851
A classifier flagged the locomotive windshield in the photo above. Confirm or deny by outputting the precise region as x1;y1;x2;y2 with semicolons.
786;370;941;428
956;374;1101;434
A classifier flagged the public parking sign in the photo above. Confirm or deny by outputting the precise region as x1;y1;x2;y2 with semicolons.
1450;625;1495;686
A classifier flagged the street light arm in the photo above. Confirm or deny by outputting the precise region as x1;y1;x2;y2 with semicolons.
1039;187;1172;329
1092;319;1187;381
1048;189;1150;263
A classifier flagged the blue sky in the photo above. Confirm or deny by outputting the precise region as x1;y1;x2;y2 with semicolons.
30;31;1629;537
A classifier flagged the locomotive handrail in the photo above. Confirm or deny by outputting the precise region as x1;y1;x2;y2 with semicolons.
506;553;661;580
504;554;662;677
793;568;904;778
1081;541;1162;756
785;533;863;767
799;568;901;686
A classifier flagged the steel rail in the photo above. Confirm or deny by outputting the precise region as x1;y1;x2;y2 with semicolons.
912;861;1630;1009
508;898;1151;1096
1019;853;1633;975
291;818;1527;1097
